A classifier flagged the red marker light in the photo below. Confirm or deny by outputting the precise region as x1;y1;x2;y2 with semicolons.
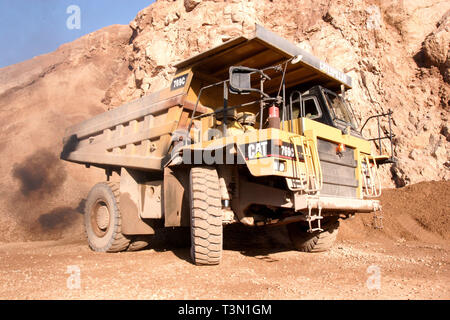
337;143;346;153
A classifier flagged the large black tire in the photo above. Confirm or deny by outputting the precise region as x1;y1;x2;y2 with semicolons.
84;182;130;252
287;217;339;253
189;167;222;265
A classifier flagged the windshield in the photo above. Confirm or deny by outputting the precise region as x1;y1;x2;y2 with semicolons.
290;96;322;120
323;91;357;129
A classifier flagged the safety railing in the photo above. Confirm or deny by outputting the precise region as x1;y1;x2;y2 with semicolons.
361;155;381;197
290;135;322;193
360;110;396;164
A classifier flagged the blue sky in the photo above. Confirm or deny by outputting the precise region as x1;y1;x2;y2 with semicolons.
0;0;155;68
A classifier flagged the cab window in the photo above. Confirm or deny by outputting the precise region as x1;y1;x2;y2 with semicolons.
303;96;322;119
323;90;356;128
292;96;322;120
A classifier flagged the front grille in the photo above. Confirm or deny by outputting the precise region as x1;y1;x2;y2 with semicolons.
317;139;358;198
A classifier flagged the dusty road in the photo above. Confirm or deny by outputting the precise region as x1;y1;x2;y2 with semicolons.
0;182;449;300
0;225;448;300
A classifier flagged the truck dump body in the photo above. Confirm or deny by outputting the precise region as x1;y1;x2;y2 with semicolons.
61;24;354;171
175;25;352;91
61;83;211;171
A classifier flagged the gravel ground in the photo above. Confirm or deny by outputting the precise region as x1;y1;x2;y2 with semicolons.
0;234;448;300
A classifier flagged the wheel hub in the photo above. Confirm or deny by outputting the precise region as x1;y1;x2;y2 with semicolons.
95;205;110;231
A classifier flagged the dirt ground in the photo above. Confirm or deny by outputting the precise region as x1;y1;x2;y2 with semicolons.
0;232;448;300
0;181;448;300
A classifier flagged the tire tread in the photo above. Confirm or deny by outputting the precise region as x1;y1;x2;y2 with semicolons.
190;167;222;265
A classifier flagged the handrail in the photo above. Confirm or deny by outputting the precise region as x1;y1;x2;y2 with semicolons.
360;109;396;164
362;155;381;197
187;79;227;136
289;90;302;133
290;135;322;193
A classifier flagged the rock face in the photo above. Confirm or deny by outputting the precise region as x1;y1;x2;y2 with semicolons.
0;0;449;241
421;10;450;83
108;0;449;187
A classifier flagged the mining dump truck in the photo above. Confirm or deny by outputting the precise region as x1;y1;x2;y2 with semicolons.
61;25;394;265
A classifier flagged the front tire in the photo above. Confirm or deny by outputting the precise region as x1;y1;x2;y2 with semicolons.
84;182;130;252
189;167;223;265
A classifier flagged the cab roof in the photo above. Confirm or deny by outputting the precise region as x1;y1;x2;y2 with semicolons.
174;24;352;92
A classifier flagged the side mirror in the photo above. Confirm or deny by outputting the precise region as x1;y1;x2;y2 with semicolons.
229;66;270;95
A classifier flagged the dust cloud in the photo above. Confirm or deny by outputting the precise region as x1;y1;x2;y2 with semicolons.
9;149;83;240
12;149;67;196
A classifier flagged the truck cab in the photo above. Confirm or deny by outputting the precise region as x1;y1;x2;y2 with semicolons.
288;85;360;137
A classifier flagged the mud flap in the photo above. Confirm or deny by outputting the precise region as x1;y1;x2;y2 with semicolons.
119;168;155;235
163;167;190;227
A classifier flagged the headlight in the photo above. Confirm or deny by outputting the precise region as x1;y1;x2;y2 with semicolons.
273;159;286;172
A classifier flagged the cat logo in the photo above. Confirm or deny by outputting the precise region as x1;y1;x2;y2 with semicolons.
248;141;268;160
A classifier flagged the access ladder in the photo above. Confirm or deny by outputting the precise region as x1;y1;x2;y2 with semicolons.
289;135;324;232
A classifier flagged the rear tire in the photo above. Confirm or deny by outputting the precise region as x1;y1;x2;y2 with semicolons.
287;217;339;252
84;182;130;252
189;167;223;265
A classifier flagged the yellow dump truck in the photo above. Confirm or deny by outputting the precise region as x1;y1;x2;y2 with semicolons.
61;25;394;265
